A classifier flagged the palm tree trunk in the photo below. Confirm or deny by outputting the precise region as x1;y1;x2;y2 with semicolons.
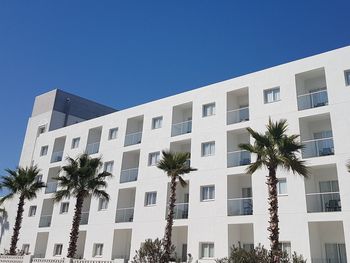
9;195;25;255
267;168;280;263
163;175;177;263
67;193;84;258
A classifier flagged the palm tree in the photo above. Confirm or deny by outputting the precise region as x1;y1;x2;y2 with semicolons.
157;150;197;262
0;165;45;255
239;119;308;262
53;154;112;258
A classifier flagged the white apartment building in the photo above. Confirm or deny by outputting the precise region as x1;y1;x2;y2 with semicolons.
1;46;350;263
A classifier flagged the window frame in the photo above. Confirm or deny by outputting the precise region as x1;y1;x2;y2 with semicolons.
108;128;118;140
202;102;216;117
145;191;157;206
200;185;215;201
264;87;281;104
71;137;80;149
345;70;350;86
200;242;215;259
93;243;104;257
22;244;30;254
201;141;215;157
28;205;37;217
151;116;163;129
60;202;69;214
98;198;109;211
104;161;114;173
148;151;160;166
277;178;288;196
37;125;47;136
53;244;63;256
40;146;48;156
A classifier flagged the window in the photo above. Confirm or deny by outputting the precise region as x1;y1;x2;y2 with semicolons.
202;103;216;117
201;185;215;201
28;206;37;217
277;178;287;195
53;244;63;256
279;242;291;257
93;243;103;257
345;70;350;86
98;198;108;211
152;116;163;129
108;128;118;140
60;202;69;214
36;174;43;183
71;137;80;149
40;146;48;156
37;125;46;136
148;151;160;166
104;161;114;173
202;141;215;156
264;87;280;103
200;243;214;258
22;244;30;254
145;191;157;206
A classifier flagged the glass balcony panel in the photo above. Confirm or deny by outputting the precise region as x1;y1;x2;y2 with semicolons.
227;150;251;167
171;121;192;136
124;132;142;146
85;142;100;155
227;198;253;216
173;203;189;219
51;151;63;163
227;107;249;125
115;207;134;223
298;90;328;111
45;182;58;194
302;138;334;158
120;168;138;183
80;212;89;225
306;192;341;213
39;215;52;227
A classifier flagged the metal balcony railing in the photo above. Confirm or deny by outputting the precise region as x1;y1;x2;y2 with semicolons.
120;168;138;183
115;207;134;223
227;150;251;167
227;107;249;125
124;132;142;146
297;90;328;111
227;197;253;216
85;142;100;155
171;120;192;136
302;137;334;158
306;192;341;213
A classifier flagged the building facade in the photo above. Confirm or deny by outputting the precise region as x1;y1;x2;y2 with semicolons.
1;46;350;263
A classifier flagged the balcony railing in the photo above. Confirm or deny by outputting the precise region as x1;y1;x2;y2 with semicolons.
85;142;100;155
297;90;328;111
227;107;249;125
228;197;253;216
302;137;334;158
120;168;138;183
80;212;89;225
50;151;63;163
173;203;189;219
227;150;251;167
124;132;142;146
311;258;346;263
45;182;58;194
306;192;341;213
39;215;52;227
171;120;192;136
115;207;134;223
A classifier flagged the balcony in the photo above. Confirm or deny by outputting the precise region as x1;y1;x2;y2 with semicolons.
302;137;334;158
227;198;253;216
227;150;251;167
227;107;249;125
124;132;142;146
173;203;189;219
50;151;63;163
80;212;89;225
297;90;328;111
85;142;100;155
39;215;52;228
171;120;192;136
120;168;138;183
45;182;58;194
306;192;341;213
115;207;134;223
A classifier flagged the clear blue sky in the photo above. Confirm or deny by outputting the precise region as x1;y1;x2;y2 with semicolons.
0;0;349;174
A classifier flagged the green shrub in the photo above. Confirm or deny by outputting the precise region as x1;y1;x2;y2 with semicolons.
131;238;175;263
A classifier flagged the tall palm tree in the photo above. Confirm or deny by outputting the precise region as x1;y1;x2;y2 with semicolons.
53;154;112;258
0;165;45;255
239;119;308;262
157;150;197;262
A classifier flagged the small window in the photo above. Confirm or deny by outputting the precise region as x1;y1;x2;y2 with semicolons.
152;116;163;129
148;152;160;166
40;146;48;156
202;103;216;117
37;125;46;136
28;205;37;217
22;244;30;254
145;191;157;206
71;137;80;149
277;178;287;195
345;70;350;86
108;128;118;140
264;87;280;103
93;243;104;257
36;174;43;183
98;198;108;211
202;141;215;156
200;243;214;258
104;161;114;173
53;244;63;256
279;242;291;257
201;185;215;201
60;202;69;214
